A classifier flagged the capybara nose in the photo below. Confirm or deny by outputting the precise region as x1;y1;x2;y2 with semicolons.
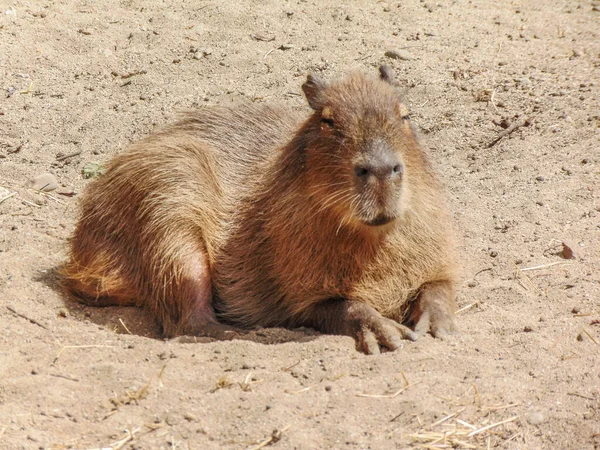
354;139;403;182
354;159;403;182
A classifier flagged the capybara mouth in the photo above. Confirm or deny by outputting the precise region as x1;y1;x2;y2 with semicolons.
364;214;396;227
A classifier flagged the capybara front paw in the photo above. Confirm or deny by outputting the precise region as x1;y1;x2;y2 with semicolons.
348;303;417;354
409;281;458;339
413;309;457;339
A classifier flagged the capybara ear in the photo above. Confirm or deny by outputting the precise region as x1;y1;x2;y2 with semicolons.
302;74;327;110
379;65;395;84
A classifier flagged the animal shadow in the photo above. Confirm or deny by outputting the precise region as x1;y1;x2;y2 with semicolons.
36;265;321;346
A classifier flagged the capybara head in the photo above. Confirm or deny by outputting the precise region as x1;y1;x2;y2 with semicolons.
301;66;419;230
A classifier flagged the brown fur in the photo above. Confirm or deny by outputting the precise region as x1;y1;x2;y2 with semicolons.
62;68;460;353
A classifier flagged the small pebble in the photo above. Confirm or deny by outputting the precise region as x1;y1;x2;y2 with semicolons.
184;413;199;422
523;326;534;332
527;411;544;425
279;44;294;50
561;241;576;260
57;188;76;197
325;385;333;391
571;306;581;314
29;173;58;192
384;49;414;61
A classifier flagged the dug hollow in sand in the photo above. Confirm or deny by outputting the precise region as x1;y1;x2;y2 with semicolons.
62;66;461;354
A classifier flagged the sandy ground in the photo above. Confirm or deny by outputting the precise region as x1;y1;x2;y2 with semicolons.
1;0;599;449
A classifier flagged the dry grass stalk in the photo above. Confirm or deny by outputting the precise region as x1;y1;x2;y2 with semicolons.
472;384;482;409
407;413;520;448
482;403;520;412
22;199;41;208
467;415;519;437
430;408;465;428
504;432;522;443
211;375;234;392
356;381;421;398
157;364;166;388
582;328;599;345
37;190;66;205
400;370;410;386
118;318;133;334
53;344;114;365
520;261;572;271
511;261;543;296
240;372;264;391
457;302;480;314
286;386;312;395
456;419;477;430
0;191;16;204
108;427;140;450
110;378;152;408
249;425;291;450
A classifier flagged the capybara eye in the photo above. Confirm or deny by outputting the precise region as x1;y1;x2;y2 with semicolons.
401;114;410;122
393;164;403;175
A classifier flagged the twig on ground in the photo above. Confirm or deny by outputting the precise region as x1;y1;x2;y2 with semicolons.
56;150;82;161
488;116;534;148
567;392;595;400
6;305;48;329
281;360;300;371
49;373;80;382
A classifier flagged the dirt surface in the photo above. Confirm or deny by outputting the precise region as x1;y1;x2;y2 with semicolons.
1;1;599;449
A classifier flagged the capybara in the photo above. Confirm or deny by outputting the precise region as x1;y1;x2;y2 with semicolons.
62;66;460;354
